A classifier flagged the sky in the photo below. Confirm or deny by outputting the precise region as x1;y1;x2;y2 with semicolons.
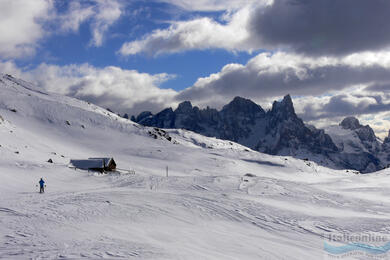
1;0;390;138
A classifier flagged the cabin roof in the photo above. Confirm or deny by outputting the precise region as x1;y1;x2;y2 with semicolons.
88;157;115;165
70;159;104;170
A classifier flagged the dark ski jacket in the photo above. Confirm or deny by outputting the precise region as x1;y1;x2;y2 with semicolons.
39;179;45;187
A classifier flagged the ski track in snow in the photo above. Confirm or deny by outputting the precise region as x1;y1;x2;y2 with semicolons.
2;170;390;259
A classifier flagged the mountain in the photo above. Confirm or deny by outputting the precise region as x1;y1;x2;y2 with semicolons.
134;96;387;173
324;117;384;172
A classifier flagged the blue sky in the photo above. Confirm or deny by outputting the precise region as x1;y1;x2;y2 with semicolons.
2;0;390;137
14;0;255;91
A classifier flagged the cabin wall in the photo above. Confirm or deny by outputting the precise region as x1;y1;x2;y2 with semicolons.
104;160;116;171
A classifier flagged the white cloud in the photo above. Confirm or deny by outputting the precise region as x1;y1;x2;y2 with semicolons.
59;1;95;32
157;0;267;11
89;0;122;47
0;0;52;59
0;61;178;115
33;63;177;114
119;6;256;56
175;51;390;109
0;0;123;59
0;60;23;76
362;112;390;139
295;91;390;139
59;0;123;47
120;0;390;57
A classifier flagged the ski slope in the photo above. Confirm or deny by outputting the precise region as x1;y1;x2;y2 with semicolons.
1;74;390;259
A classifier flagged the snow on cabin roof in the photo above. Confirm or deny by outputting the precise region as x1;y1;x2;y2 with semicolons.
70;159;104;170
88;158;114;165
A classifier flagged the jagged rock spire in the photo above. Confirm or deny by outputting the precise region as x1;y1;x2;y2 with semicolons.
175;101;193;113
383;130;390;144
340;117;361;130
222;96;265;115
270;94;297;120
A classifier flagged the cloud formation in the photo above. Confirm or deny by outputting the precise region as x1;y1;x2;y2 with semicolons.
176;51;390;108
249;0;390;56
118;6;255;56
294;91;390;138
299;93;389;121
0;61;178;115
158;0;262;11
58;0;123;47
88;0;123;47
58;1;95;33
0;0;52;59
0;0;123;59
120;0;390;57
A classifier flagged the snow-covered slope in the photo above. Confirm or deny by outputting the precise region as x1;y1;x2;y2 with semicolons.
1;74;390;259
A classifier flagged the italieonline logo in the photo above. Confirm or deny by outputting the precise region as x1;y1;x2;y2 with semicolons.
323;233;390;257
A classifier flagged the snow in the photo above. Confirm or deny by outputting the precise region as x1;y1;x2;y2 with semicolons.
1;74;390;259
69;159;105;170
325;125;369;153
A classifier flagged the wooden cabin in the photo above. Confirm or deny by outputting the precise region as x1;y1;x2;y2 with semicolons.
70;157;116;173
89;157;116;171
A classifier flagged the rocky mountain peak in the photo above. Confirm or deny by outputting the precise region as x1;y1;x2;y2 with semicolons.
136;111;152;123
175;101;193;113
282;94;293;106
340;117;362;130
339;116;377;144
270;94;297;120
384;130;390;144
272;94;294;110
222;96;264;115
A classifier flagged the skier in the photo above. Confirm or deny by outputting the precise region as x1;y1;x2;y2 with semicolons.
39;178;45;193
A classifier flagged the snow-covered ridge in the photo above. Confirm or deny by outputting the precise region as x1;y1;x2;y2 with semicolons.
0;73;137;129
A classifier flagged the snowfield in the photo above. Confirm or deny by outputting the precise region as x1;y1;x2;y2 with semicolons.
1;74;390;259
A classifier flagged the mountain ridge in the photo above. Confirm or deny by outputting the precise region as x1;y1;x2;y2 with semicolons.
133;95;388;173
